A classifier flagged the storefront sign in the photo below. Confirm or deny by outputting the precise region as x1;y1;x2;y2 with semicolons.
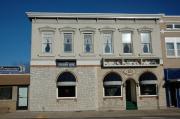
0;66;24;74
102;58;160;67
56;59;76;67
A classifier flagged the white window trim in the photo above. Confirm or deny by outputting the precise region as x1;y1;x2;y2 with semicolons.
102;32;114;55
63;32;74;53
82;32;94;54
103;85;123;98
56;86;77;100
41;31;54;54
139;84;158;97
122;32;133;54
165;37;180;58
140;32;152;54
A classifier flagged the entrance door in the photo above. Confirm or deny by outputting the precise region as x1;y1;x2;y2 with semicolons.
17;86;28;110
169;82;177;107
126;79;137;110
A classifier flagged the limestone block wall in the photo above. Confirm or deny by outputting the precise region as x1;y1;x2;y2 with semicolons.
30;65;167;111
29;66;98;111
97;66;167;110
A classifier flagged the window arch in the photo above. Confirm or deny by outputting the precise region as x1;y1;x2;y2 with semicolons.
139;72;157;95
103;72;122;97
57;72;76;98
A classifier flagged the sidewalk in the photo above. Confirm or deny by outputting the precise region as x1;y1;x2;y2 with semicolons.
0;108;180;118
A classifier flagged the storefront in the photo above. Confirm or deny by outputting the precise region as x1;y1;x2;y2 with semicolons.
0;66;30;112
164;69;180;108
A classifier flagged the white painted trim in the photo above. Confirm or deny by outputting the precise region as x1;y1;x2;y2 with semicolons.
169;79;180;82
0;74;30;75
104;81;122;85
26;12;164;19
163;30;180;33
103;86;123;97
57;82;76;86
77;60;100;66
30;60;56;65
56;86;77;99
139;84;158;96
165;37;180;42
165;37;180;57
140;80;157;85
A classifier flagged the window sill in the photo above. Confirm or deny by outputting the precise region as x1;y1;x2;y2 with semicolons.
79;53;96;57
166;56;180;59
38;54;55;57
139;53;154;57
139;95;158;99
58;53;76;57
100;54;115;57
119;53;133;56
103;96;123;100
56;97;77;100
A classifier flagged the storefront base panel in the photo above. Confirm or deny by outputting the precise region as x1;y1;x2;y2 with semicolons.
98;98;125;111
0;100;16;112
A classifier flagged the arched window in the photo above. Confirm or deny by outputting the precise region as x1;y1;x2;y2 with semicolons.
103;72;122;96
139;72;157;95
57;72;76;98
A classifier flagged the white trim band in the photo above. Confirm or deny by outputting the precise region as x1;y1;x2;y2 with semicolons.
31;60;56;66
57;82;76;86
104;81;122;86
140;80;157;85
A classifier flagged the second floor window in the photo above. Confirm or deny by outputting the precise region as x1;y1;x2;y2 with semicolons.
122;32;132;54
42;32;53;53
165;38;180;57
103;33;113;54
83;33;93;53
141;32;152;53
64;33;73;53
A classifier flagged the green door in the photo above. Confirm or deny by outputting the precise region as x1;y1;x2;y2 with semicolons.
126;80;137;110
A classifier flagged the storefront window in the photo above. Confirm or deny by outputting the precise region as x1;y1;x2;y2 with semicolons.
57;72;76;98
0;86;12;100
139;72;157;96
103;72;122;97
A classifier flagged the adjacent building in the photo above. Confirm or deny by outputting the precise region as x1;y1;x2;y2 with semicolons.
27;12;167;111
160;16;180;108
0;66;30;112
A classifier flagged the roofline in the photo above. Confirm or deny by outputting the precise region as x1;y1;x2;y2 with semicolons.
0;74;30;75
163;15;180;18
26;12;164;20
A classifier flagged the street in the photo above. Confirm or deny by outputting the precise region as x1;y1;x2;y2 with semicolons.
0;109;180;119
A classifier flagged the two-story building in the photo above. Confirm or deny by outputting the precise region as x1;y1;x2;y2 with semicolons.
27;12;167;111
160;16;180;108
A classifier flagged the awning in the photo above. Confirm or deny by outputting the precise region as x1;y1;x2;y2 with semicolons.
164;69;180;82
0;74;30;85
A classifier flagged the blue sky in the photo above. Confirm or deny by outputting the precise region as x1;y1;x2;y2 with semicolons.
0;0;180;66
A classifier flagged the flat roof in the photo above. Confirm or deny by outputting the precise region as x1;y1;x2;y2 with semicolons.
26;12;164;20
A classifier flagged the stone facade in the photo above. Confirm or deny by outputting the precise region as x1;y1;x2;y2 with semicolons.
30;66;98;111
30;65;166;111
27;12;167;111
